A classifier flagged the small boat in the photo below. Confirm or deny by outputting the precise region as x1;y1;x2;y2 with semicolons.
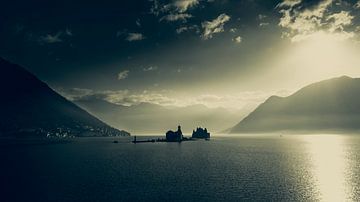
113;140;119;143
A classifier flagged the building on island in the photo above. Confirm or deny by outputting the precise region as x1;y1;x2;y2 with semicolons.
192;127;210;139
166;125;183;142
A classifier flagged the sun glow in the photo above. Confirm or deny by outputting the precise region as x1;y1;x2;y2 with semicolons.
292;32;356;71
273;32;360;86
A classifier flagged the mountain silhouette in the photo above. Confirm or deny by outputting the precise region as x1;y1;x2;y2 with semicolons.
0;58;129;137
230;76;360;133
75;98;244;134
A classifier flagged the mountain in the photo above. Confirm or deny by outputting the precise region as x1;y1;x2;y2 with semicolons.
230;76;360;133
75;98;244;134
0;57;130;137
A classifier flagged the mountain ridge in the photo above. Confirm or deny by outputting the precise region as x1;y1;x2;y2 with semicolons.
75;97;244;134
0;57;130;137
230;76;360;133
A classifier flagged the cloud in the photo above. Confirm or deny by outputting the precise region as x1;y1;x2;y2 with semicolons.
201;13;231;40
160;13;193;22
290;30;354;42
136;19;141;27
232;36;242;43
58;87;292;110
259;22;270;27
108;91;176;106
326;11;354;32
173;0;199;13
65;28;73;36
59;88;175;107
39;32;63;44
258;14;267;20
126;33;145;41
176;26;189;34
57;87;95;101
229;28;237;33
276;0;301;8
116;29;127;37
150;0;199;16
277;0;356;42
278;0;333;32
176;25;199;34
355;1;360;9
149;0;163;16
258;14;269;27
117;70;129;80
38;29;73;44
143;66;158;71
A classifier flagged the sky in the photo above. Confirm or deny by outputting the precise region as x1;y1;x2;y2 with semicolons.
2;0;360;111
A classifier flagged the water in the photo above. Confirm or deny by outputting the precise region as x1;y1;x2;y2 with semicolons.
1;134;360;201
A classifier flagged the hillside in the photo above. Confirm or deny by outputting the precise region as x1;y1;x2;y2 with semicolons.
230;76;360;133
0;58;129;137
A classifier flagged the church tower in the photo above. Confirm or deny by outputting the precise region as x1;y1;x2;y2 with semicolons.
177;125;183;140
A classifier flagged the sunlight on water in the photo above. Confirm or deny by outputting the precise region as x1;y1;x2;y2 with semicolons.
304;135;348;202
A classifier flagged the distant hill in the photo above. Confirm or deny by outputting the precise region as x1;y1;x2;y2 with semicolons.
230;76;360;133
0;58;129;137
75;98;244;134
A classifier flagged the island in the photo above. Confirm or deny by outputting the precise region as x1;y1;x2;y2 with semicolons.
192;127;210;139
131;125;210;143
166;125;184;142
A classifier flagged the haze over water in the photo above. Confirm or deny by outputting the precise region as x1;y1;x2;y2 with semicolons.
2;134;360;201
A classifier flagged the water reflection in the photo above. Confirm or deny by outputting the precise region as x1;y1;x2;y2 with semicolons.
304;135;349;201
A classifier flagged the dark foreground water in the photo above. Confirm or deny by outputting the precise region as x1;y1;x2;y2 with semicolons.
1;134;360;201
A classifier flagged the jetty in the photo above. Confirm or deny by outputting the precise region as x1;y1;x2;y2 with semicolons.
132;136;157;143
